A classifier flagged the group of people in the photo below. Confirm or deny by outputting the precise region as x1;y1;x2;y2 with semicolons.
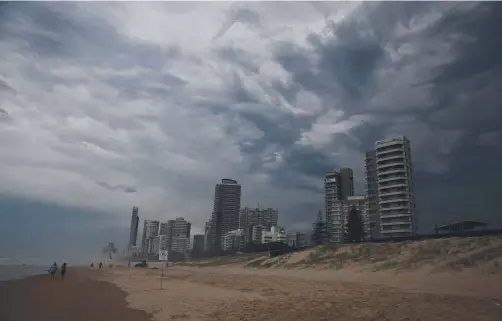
48;262;67;280
90;262;104;268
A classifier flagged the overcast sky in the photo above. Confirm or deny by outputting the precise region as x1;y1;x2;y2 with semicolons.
0;2;501;263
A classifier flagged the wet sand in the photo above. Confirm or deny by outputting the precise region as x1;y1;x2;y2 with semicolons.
0;268;152;321
103;265;502;321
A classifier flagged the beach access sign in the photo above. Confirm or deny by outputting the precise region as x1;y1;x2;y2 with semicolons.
159;250;168;261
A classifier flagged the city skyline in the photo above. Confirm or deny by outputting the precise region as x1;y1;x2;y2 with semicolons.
1;2;500;262
134;135;413;254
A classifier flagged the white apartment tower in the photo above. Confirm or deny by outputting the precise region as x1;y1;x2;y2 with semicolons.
141;220;160;254
374;136;417;237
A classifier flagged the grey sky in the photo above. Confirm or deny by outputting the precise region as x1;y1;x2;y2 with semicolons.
0;2;501;262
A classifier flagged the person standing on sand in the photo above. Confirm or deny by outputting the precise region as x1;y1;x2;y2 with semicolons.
48;262;58;280
60;263;67;280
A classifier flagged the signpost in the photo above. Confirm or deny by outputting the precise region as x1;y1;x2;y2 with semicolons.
158;250;168;290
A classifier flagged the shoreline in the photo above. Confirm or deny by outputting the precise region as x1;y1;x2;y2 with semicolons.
0;268;153;321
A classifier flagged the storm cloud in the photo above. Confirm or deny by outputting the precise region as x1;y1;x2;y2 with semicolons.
0;2;501;260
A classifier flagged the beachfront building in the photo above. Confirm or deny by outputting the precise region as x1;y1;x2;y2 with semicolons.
128;207;140;254
210;179;241;252
152;235;168;254
326;196;371;243
171;236;190;254
239;207;279;245
204;219;212;252
222;229;245;251
239;207;279;230
325;168;354;242
164;217;191;250
250;224;269;244
375;136;417;237
287;232;309;248
262;226;287;244
365;150;380;239
192;234;205;256
141;220;160;255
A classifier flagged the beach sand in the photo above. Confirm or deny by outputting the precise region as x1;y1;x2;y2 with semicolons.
2;263;501;321
100;264;502;321
0;268;153;321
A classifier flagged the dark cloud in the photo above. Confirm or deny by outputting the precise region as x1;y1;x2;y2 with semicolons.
261;2;502;230
1;1;502;259
96;181;137;193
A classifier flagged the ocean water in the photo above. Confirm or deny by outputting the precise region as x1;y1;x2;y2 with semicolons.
0;265;48;282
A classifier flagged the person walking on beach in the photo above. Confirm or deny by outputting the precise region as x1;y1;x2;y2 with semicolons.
60;263;67;280
48;262;58;280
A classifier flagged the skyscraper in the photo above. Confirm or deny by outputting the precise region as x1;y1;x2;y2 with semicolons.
327;196;370;243
128;207;139;251
324;168;354;241
239;207;279;229
374;136;417;237
239;207;279;245
204;219;212;252
365;151;380;239
141;220;160;255
339;168;354;200
210;179;241;252
159;221;169;236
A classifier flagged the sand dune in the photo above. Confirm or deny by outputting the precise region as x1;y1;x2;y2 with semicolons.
99;236;502;321
180;236;502;273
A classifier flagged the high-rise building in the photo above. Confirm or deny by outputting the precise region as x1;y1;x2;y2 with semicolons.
171;236;190;254
128;207;139;251
192;234;205;256
204;219;212;252
339;168;354;200
326;196;371;243
239;207;279;229
159;222;169;236
325;168;353;240
210;179;241;252
141;220;160;254
365;151;380;239
163;218;191;250
152;235;168;254
222;229;245;251
251;225;268;244
374;136;417;237
239;207;278;244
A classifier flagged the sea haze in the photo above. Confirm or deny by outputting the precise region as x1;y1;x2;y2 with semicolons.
0;265;48;282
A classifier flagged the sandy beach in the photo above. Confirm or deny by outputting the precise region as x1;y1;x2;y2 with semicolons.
0;268;153;321
2;237;502;321
100;264;502;321
1;265;501;321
